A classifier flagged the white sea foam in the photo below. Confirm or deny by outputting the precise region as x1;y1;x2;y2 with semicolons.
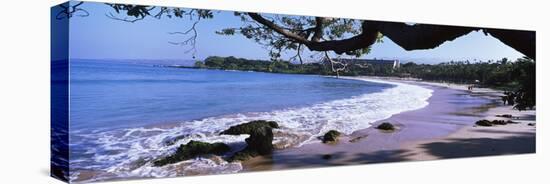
71;77;432;182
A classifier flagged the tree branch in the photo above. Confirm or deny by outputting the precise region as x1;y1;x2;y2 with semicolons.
311;17;325;42
369;21;478;50
56;1;89;20
168;21;200;57
307;21;379;54
485;29;536;60
247;13;535;60
324;51;348;78
247;13;379;55
289;43;305;65
106;12;145;23
247;13;310;44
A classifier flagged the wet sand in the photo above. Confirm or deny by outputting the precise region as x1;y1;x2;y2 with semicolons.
242;77;536;171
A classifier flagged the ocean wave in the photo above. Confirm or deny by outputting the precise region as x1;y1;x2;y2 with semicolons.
69;77;432;182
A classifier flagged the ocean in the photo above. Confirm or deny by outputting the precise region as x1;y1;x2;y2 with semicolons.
66;59;432;181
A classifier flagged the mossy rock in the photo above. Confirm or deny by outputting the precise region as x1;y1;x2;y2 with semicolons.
153;140;230;166
229;126;274;161
376;122;396;131
322;130;341;143
220;120;279;135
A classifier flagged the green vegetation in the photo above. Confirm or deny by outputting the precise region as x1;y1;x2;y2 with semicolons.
188;56;397;76
190;56;332;75
396;57;534;87
182;56;535;110
397;57;535;110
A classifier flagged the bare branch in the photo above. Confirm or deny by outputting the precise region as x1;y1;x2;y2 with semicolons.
105;12;145;23
168;21;200;57
324;51;348;78
56;1;89;20
297;44;304;65
289;43;304;65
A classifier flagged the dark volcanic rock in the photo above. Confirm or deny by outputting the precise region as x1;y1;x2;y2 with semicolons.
229;126;275;161
376;122;396;131
496;114;513;118
245;126;274;155
163;134;189;146
491;120;508;125
230;127;274;161
215;120;280;161
475;120;494;126
475;119;518;127
220;120;279;135
153;140;230;166
322;130;341;143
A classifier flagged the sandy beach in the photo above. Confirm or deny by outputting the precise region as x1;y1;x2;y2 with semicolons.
242;77;536;171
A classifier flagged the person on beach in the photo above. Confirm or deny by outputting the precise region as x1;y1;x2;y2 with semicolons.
502;95;508;105
503;91;516;106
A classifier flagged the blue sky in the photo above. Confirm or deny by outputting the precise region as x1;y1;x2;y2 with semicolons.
65;2;524;64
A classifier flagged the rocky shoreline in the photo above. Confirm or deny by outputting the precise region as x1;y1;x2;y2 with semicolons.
149;120;282;167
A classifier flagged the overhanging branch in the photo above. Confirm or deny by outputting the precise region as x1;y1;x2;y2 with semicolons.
247;12;535;60
247;13;310;43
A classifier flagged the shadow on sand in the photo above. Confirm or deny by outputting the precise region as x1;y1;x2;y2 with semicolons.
245;132;535;171
417;132;535;159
